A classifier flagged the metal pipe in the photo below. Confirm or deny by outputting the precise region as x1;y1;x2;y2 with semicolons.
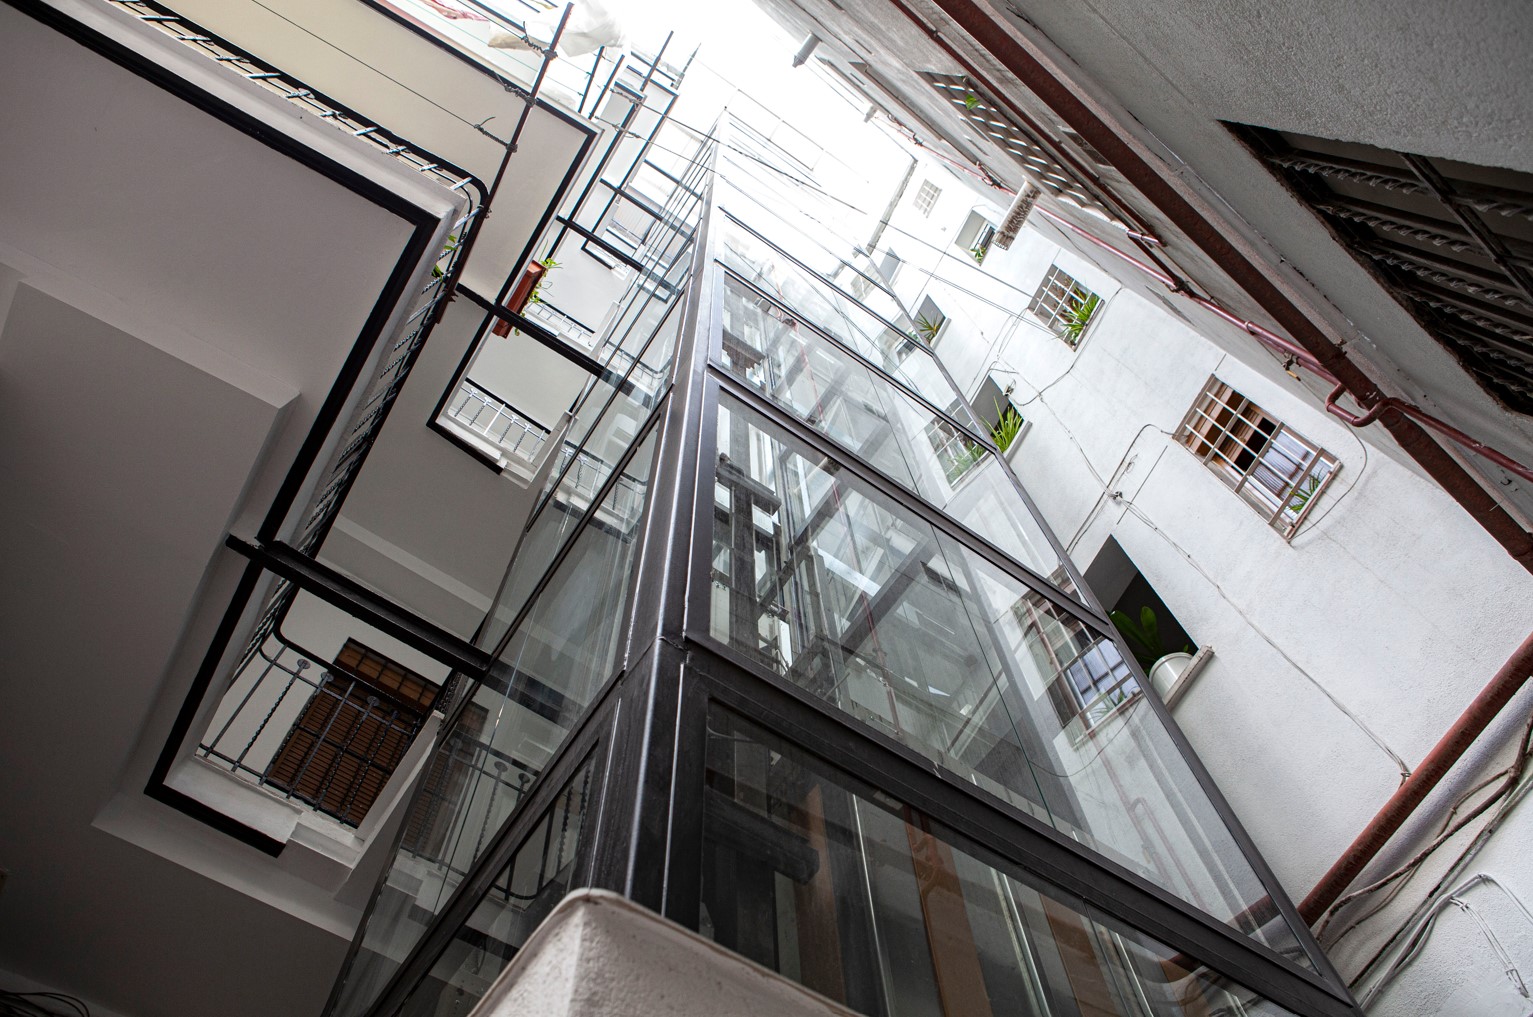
1298;630;1533;923
905;0;1533;569
1030;205;1533;483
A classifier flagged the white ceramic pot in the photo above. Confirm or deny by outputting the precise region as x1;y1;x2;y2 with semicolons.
1149;651;1194;699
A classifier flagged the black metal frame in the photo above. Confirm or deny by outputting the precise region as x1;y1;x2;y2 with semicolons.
316;113;1361;1017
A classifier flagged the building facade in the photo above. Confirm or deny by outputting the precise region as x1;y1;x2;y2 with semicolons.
3;1;1531;1016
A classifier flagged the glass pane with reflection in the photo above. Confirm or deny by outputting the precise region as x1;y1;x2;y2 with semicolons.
329;432;654;1017
701;707;1305;1016
705;396;1308;963
397;761;593;1017
719;274;1070;582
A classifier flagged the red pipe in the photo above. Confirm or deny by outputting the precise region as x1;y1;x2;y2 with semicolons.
1298;630;1533;923
900;0;1533;568
1031;207;1533;483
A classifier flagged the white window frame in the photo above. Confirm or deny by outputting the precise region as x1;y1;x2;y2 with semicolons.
1175;376;1341;539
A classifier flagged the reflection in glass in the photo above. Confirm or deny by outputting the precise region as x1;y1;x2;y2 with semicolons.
719;273;1068;582
478;322;672;655
707;396;1306;962
701;708;1300;1017
720;220;965;420
398;761;593;1017
329;432;654;1017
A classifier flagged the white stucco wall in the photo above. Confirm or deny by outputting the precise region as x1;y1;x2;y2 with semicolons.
879;143;1533;1013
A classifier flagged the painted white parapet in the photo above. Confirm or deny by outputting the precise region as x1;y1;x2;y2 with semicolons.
469;890;860;1017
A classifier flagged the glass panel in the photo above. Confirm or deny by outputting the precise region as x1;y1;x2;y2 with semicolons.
478;331;672;654
719;273;1069;583
701;708;1304;1016
719;219;967;420
706;395;1308;962
330;432;654;1017
397;761;594;1017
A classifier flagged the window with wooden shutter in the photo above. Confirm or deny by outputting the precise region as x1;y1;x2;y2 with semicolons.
266;639;437;826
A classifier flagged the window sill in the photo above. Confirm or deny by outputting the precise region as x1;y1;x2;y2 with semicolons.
162;710;442;890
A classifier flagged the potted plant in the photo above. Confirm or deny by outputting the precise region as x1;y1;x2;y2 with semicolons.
911;314;943;346
991;401;1024;453
1061;293;1100;345
493;256;560;337
1109;605;1193;696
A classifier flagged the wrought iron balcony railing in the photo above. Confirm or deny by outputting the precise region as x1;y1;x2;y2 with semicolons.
199;634;433;828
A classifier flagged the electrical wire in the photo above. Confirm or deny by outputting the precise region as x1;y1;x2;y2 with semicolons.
1318;709;1533;944
1357;872;1533;1010
1348;761;1533;990
1322;764;1514;947
1112;495;1411;777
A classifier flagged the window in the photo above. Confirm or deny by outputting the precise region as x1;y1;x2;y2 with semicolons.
1177;377;1340;539
912;179;940;216
912;294;945;345
266;639;438;826
955;209;998;265
1028;265;1100;345
973;375;1026;452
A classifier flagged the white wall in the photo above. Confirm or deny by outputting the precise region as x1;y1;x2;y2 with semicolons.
0;4;472;1014
876;140;1533;1013
937;212;1533;1011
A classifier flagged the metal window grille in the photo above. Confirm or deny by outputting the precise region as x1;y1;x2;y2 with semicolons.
923;72;1123;225
913;179;941;216
1235;125;1533;416
1177;377;1340;539
1028;265;1099;342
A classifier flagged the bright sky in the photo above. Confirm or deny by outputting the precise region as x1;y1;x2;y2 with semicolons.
607;0;912;219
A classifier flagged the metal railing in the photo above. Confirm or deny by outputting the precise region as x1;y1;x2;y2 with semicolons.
107;0;483;198
447;379;552;461
199;634;430;827
549;443;648;527
522;299;598;349
398;723;541;878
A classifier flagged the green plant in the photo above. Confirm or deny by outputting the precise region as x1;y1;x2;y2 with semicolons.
962;93;980;111
970;244;987;265
1060;293;1100;345
525;255;560;306
1286;473;1323;517
431;232;461;279
1109;606;1191;671
911;314;943;345
991;401;1024;453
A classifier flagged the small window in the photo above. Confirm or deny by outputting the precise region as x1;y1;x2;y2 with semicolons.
955;210;998;265
1028;265;1100;346
1177;377;1340;539
913;179;941;216
973;375;1025;452
913;295;946;345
